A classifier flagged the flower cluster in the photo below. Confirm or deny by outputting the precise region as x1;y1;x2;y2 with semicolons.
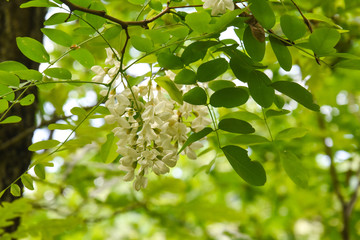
104;86;210;190
202;0;234;16
91;49;211;190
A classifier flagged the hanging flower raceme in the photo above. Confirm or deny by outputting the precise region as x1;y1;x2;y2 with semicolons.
92;56;211;190
202;0;234;16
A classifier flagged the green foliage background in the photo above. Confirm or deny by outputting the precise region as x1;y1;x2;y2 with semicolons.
1;0;360;239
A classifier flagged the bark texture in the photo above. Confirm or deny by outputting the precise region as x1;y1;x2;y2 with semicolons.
0;0;45;233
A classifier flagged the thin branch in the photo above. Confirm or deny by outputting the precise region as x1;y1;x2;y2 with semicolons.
58;0;201;29
317;114;345;206
289;0;321;65
289;0;312;33
347;167;360;216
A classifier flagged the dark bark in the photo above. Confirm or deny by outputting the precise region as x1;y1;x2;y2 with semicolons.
0;0;45;234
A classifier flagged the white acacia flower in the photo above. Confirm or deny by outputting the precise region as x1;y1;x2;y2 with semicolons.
153;160;170;175
108;61;121;79
133;175;148;191
105;47;119;65
202;0;234;16
91;65;106;83
192;115;212;132
123;170;135;181
165;70;176;80
185;142;203;160
162;152;178;167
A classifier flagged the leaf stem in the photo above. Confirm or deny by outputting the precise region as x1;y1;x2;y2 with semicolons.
262;108;273;141
206;104;221;149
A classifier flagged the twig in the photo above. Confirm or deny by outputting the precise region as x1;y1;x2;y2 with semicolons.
58;0;201;29
289;0;321;65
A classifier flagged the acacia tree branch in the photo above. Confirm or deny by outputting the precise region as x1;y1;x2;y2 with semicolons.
289;0;312;33
289;0;321;65
0;115;67;151
317;114;345;205
58;0;200;29
316;113;359;240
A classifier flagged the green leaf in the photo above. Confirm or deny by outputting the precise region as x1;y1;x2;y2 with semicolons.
303;13;341;28
69;48;95;68
34;164;46;180
211;9;245;32
221;111;262;121
265;109;290;118
178;127;213;154
228;49;259;82
44;13;77;25
14;70;42;81
174;69;197;85
275;127;308;141
0;85;15;101
71;107;87;118
208;80;235;91
243;26;265;61
84;1;107;29
48;123;74;130
166;25;189;39
0;99;9;114
181;41;219;65
197;58;228;82
10;184;21;197
309;28;340;56
183;87;207;105
281;151;309;188
0;116;22;124
248;71;274;108
0;71;20;87
157;52;183;70
274;94;285;109
334;59;360;70
271;81;320;111
128;0;146;5
230;134;270;145
44;68;72;79
210;87;249;108
19;94;35;106
20;0;57;8
149;0;163;11
269;36;292;71
222;145;266;186
21;174;34;191
248;0;276;29
146;29;170;44
100;133;120;164
131;35;153;53
103;25;123;41
280;15;307;41
155;77;183;104
28;140;60;151
218;118;255;134
185;12;211;34
128;76;145;87
41;28;72;47
0;61;27;71
16;37;50;63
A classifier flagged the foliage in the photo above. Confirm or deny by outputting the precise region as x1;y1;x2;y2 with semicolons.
1;0;360;239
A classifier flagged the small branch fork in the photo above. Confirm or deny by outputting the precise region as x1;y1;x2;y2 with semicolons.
58;0;201;29
289;0;321;65
317;114;360;240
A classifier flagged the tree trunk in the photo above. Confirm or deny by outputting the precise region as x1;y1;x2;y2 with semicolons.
0;0;45;233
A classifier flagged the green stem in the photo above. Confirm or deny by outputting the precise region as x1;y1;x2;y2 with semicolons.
206;104;221;149
262;108;273;141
